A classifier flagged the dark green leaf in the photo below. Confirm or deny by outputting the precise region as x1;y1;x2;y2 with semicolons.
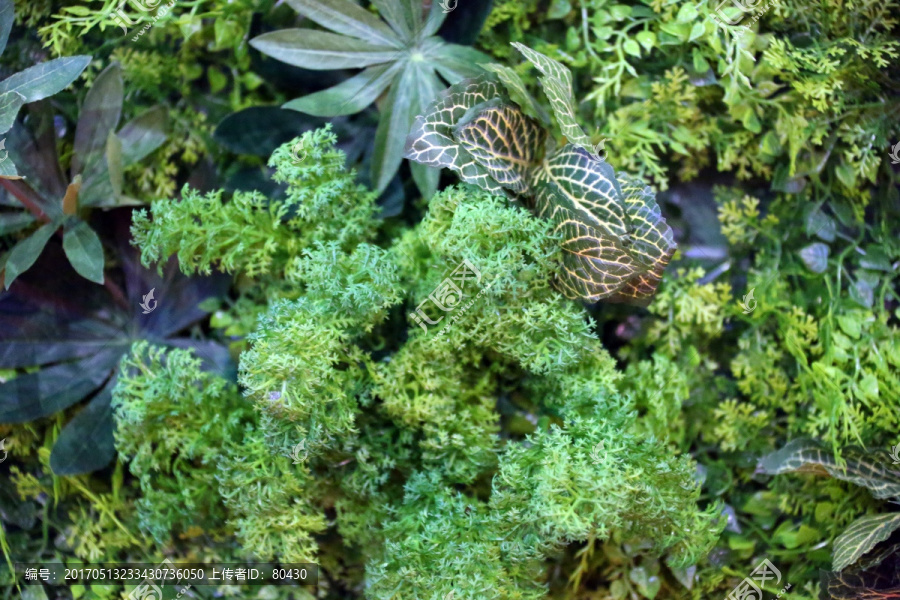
806;206;836;242
833;513;900;572
50;377;117;475
214;106;322;156
410;161;439;200
0;55;91;103
0;349;121;423
285;0;402;47
481;62;550;124
117;105;168;166
3;221;57;288
250;30;400;70
72;62;123;176
431;42;490;84
63;219;105;284
284;62;401;117
0;211;34;235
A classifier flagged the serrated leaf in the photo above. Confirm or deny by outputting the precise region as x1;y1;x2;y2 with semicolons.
799;242;829;273
3;221;57;288
285;0;403;47
512;43;592;148
249;30;400;70
758;439;900;500
833;513;900;572
0;55;91;104
62;219;105;284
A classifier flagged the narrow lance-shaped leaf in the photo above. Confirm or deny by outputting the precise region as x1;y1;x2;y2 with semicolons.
0;0;14;56
62;218;105;284
832;513;900;572
284;62;401;117
250;30;400;70
49;376;118;475
285;0;403;48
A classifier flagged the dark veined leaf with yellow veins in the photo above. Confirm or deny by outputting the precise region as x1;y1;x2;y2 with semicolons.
404;70;676;307
832;513;900;572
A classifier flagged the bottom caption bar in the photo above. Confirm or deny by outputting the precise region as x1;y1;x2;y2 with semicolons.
14;561;317;586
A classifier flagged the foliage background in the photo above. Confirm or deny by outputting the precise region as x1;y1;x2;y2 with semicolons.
1;0;898;599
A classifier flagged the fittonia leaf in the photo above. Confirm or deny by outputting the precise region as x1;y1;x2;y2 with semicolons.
404;57;676;307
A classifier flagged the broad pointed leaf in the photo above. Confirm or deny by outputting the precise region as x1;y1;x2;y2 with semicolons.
285;0;403;47
758;439;900;500
404;74;507;194
0;55;91;104
72;62;123;176
250;30;400;70
4;221;57;288
117;105;168;166
454;99;546;194
62;218;105;284
284;62;401;117
833;513;900;572
410;161;439;200
512;43;592;148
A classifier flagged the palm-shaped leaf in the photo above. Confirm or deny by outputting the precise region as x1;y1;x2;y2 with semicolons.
252;0;489;196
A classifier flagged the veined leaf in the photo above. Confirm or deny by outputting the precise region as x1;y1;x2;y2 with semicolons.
481;62;550;125
404;75;508;194
285;0;403;48
758;439;900;500
512;43;592;149
0;0;13;57
530;146;675;305
453;99;546;194
833;513;900;572
250;30;400;70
